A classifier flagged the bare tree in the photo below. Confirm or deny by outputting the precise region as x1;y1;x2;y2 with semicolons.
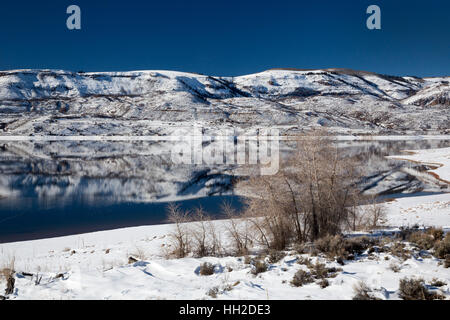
190;207;223;257
167;203;191;258
239;129;363;248
364;195;386;229
166;204;224;258
222;201;251;255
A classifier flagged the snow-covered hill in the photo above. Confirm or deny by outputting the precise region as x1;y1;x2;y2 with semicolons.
0;68;449;135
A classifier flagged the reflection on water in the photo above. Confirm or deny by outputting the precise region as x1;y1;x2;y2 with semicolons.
0;138;449;243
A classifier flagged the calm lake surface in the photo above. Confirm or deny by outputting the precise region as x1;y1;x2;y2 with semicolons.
0;138;449;243
0;195;243;243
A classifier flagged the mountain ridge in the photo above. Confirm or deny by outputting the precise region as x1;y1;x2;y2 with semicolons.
0;68;448;135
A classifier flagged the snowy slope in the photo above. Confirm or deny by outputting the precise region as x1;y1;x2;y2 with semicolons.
0;68;449;135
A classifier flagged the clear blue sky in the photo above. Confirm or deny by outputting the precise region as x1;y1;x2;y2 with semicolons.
0;0;448;77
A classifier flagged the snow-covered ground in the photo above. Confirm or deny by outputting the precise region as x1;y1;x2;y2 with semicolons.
2;237;449;300
383;193;450;228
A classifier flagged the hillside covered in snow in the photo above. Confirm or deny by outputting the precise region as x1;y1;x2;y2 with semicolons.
0;68;449;135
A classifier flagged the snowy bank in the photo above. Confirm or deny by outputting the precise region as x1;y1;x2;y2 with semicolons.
387;147;450;183
1;191;450;300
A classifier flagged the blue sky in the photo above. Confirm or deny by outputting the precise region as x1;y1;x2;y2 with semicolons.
0;0;448;76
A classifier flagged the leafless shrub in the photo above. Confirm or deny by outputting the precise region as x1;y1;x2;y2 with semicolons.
243;189;293;250
199;262;215;276
190;207;209;257
345;236;377;255
1;257;15;295
389;242;411;260
167;203;191;258
397;226;419;241
293;243;308;254
131;246;147;261
313;235;376;261
434;232;450;259
314;235;347;259
291;269;314;287
267;250;286;264
427;227;444;241
398;277;443;300
389;262;401;273
190;207;222;257
206;286;219;298
369;204;386;229
166;204;224;259
222;202;251;256
318;279;329;289
309;262;327;279
346;207;369;232
408;231;436;250
296;260;342;283
297;256;313;268
327;266;343;275
206;219;223;257
244;256;252;265
352;281;379;300
251;259;269;275
358;195;386;230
